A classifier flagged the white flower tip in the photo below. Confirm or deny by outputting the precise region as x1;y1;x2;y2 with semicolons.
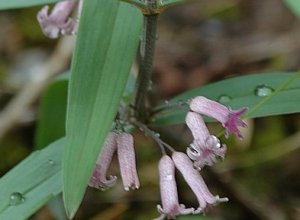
124;184;140;191
193;207;203;214
193;164;202;171
217;196;229;203
107;175;118;184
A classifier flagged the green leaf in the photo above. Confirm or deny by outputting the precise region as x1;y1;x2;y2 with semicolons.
0;138;64;219
152;72;300;125
63;0;142;218
177;216;215;220
283;0;300;17
35;74;68;149
0;0;60;10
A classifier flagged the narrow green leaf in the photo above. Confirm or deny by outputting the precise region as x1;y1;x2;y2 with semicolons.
35;74;68;149
283;0;300;18
152;72;300;125
63;0;142;218
0;0;60;10
0;138;64;219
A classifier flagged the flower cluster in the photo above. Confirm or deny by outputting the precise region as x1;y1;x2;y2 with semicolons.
88;132;139;191
153;96;247;219
37;0;81;39
87;96;246;219
187;96;247;170
154;153;228;220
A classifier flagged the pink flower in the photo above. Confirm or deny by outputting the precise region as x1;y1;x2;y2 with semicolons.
88;132;118;190
172;152;228;213
154;155;194;220
186;112;226;169
188;137;226;170
189;96;247;138
37;0;78;39
89;132;140;191
117;132;140;191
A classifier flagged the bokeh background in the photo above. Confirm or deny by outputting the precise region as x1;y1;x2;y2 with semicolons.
1;0;300;219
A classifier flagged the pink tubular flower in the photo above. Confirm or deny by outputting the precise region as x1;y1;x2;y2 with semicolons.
88;132;118;190
37;0;78;39
117;132;140;191
154;155;194;220
172;152;228;214
186;111;226;169
189;96;247;138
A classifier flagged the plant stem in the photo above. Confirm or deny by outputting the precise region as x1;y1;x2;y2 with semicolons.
133;14;158;121
130;119;175;153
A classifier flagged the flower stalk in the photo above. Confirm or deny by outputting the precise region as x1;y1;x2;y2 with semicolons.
133;13;158;121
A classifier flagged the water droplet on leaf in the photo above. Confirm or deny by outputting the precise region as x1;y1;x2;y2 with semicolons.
48;160;54;165
9;192;25;205
218;95;232;104
255;85;274;97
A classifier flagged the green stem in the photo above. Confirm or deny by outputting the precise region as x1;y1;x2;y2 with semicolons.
133;14;158;121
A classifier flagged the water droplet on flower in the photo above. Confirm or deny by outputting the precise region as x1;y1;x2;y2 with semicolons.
218;95;232;104
188;145;199;154
48;160;54;165
255;85;274;97
205;135;221;148
9;192;25;205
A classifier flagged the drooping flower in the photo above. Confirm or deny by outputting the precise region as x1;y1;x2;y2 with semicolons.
188;137;226;170
88;132;118;190
37;0;78;39
172;152;228;214
154;155;194;220
117;132;140;191
185;111;226;169
189;96;247;138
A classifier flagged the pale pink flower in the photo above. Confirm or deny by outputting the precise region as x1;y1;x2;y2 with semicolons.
189;96;247;138
154;155;194;220
186;111;226;169
37;0;78;39
117;132;140;191
88;132;118;190
172;152;228;214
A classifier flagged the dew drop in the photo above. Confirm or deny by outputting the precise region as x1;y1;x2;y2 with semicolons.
9;192;25;206
205;135;221;148
48;159;55;165
255;85;274;97
188;145;199;154
218;95;232;104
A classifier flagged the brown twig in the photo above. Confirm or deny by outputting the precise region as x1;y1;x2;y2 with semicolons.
0;37;74;142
